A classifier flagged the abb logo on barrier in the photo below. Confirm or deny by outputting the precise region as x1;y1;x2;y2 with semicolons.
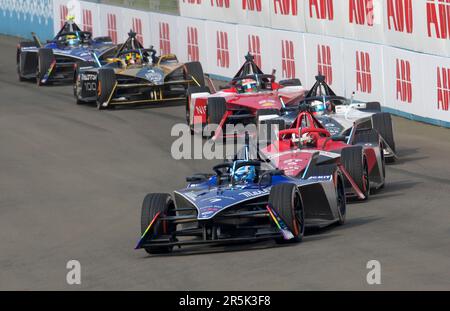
349;0;374;26
132;18;144;45
317;45;333;84
396;59;412;103
310;0;334;20
244;0;262;11
248;35;262;68
387;0;413;34
282;40;295;79
437;67;450;111
356;51;372;94
60;5;68;28
182;0;201;4
187;27;200;62
210;0;230;8
160;22;171;55
83;9;93;33
217;31;230;68
274;0;298;15
426;0;450;39
107;13;118;44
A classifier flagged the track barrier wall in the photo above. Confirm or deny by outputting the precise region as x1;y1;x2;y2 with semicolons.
1;0;449;127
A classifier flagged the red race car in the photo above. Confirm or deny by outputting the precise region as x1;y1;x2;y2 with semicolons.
186;54;306;140
260;106;386;200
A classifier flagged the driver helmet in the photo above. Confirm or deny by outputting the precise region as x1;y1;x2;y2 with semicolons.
123;52;142;66
65;34;80;47
233;164;256;184
239;79;258;94
311;100;327;116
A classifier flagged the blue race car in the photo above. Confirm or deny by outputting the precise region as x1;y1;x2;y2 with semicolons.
17;19;118;86
135;142;347;254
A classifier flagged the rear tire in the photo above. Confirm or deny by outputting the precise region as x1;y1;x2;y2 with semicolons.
185;61;205;87
206;97;227;138
269;183;304;244
74;61;96;105
141;193;176;255
279;79;302;87
96;68;116;110
17;42;37;81
341;146;370;200
186;86;210;134
36;48;54;86
372;112;396;156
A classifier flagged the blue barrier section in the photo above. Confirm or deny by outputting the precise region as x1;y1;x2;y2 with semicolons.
0;0;54;40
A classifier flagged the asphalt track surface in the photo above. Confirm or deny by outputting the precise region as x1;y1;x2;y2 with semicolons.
1;35;450;290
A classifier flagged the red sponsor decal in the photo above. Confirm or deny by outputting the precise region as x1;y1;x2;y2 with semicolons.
437;67;450;111
132;18;144;46
426;0;450;39
248;35;262;68
60;5;68;28
217;31;230;68
317;45;332;84
274;0;298;15
83;9;93;33
387;0;413;34
356;51;372;94
282;40;295;79
243;0;262;11
349;0;374;26
210;0;230;8
107;13;118;44
309;0;334;20
160;22;171;55
396;59;412;103
187;26;200;62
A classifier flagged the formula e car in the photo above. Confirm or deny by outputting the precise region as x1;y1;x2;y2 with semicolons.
186;53;306;139
261;106;386;201
74;31;205;109
17;19;117;86
135;143;346;254
261;75;397;162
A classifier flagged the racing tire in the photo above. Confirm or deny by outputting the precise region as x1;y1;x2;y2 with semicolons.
279;78;302;87
206;97;227;138
341;146;370;201
364;102;382;112
141;193;176;255
185;62;205;87
74;61;96;105
186;86;210;135
96;68;116;110
17;41;37;81
36;48;54;86
372;112;396;159
269;183;304;244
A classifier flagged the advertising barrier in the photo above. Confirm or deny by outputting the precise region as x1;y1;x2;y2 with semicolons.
1;0;449;127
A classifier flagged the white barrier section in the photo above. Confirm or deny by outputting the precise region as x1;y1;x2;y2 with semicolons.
303;34;345;96
47;0;450;126
236;25;274;74
176;17;208;68
342;40;385;104
270;29;306;85
205;21;240;78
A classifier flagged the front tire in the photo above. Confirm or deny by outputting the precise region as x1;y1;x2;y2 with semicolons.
96;68;116;110
185;61;205;87
269;183;304;244
372;112;396;157
341;146;370;200
17;42;37;82
141;193;176;254
206;97;227;138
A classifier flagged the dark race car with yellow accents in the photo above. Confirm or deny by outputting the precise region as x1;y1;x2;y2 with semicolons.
74;31;205;109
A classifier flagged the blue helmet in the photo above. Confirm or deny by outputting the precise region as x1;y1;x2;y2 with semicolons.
232;162;257;184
